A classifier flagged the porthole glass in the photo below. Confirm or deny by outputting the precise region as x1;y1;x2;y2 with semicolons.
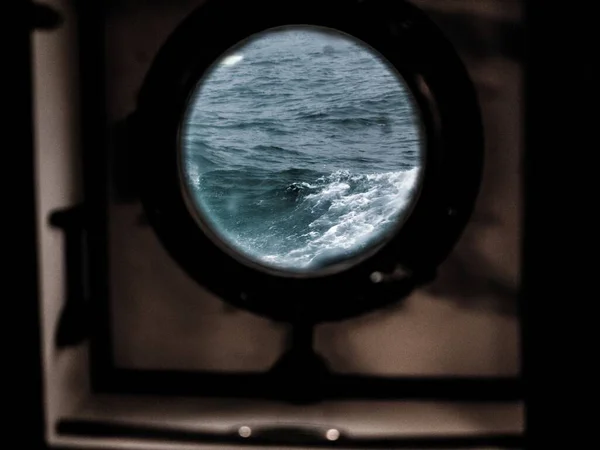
180;26;425;274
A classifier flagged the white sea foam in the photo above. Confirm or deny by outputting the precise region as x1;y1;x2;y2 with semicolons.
261;167;422;268
186;159;201;189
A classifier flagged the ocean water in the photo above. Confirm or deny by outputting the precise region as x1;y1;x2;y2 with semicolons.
181;27;424;273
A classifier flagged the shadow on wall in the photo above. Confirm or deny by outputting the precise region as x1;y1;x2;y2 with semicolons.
415;0;523;318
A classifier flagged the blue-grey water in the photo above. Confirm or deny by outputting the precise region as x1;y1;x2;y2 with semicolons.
181;27;424;272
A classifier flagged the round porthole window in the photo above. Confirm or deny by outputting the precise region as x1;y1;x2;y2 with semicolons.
180;26;425;276
134;0;483;322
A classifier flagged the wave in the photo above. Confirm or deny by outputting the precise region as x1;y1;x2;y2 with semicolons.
276;168;420;268
251;56;302;66
186;118;291;136
331;116;392;127
295;111;393;130
195;167;421;270
296;111;329;120
251;144;311;159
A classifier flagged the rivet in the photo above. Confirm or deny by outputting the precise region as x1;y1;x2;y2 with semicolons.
326;429;340;441
370;272;384;283
238;426;252;438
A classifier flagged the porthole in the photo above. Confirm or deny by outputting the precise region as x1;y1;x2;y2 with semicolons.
179;26;425;276
134;0;483;322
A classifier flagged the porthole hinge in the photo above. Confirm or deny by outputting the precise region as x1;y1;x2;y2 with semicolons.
49;204;88;348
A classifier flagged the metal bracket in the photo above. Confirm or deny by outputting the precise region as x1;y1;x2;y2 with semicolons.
49;205;88;348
